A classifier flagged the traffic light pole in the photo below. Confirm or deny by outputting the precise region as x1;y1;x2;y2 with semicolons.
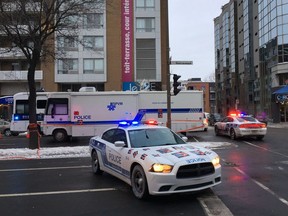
167;61;171;129
167;60;192;129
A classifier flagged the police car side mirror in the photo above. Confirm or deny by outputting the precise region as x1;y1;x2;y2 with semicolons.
114;141;126;147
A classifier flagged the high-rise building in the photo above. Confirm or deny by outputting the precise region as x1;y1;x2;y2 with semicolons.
214;0;288;123
214;1;238;116
0;0;169;95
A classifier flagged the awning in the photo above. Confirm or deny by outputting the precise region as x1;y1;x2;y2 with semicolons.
0;96;13;105
272;85;288;94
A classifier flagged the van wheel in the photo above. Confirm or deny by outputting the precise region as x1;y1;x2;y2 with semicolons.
4;129;12;137
53;129;67;142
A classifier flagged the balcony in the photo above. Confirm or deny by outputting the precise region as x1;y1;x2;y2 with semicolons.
0;70;43;81
0;48;26;59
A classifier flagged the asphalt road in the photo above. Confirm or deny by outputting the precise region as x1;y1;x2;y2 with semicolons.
0;127;288;216
0;157;208;216
193;127;288;216
0;134;90;149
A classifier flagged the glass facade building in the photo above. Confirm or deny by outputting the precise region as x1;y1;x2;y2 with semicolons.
215;0;288;122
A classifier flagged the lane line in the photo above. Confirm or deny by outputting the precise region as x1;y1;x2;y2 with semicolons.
0;165;91;172
242;141;288;158
234;167;288;207
192;137;199;142
193;138;234;216
198;194;233;216
0;188;116;198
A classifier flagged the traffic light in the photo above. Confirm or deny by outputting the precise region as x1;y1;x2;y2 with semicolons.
173;74;181;96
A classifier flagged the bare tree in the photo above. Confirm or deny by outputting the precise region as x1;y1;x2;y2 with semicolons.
0;0;104;149
204;72;216;82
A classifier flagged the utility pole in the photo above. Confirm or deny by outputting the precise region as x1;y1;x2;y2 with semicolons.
167;58;172;129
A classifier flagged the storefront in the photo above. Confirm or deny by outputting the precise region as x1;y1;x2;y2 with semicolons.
273;86;288;123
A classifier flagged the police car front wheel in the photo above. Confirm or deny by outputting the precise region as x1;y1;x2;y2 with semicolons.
131;165;149;199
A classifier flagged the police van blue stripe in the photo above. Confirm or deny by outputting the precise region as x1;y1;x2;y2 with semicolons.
46;108;203;126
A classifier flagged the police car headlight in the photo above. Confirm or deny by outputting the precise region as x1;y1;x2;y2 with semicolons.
212;156;220;167
149;163;173;173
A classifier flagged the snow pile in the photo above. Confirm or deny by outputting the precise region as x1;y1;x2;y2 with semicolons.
0;142;234;161
0;146;90;160
191;142;234;149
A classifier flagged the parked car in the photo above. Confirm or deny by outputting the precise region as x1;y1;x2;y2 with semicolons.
214;114;267;140
209;113;223;126
255;113;268;126
0;120;19;137
89;120;221;199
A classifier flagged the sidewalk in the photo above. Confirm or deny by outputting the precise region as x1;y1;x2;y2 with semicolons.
267;122;288;128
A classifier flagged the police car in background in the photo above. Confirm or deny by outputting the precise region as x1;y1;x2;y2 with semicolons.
214;113;267;140
89;120;221;199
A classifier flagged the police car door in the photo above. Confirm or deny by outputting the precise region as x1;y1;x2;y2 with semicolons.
218;117;228;133
224;117;234;135
105;129;127;176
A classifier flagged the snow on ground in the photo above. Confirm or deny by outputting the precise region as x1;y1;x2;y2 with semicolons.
0;146;90;160
0;142;233;160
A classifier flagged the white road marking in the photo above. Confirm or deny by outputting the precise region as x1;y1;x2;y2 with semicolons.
192;137;199;142
223;141;288;207
193;139;234;215
0;188;116;198
242;141;288;158
235;167;288;207
198;193;233;216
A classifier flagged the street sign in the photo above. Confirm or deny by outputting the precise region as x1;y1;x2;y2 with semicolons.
170;61;193;65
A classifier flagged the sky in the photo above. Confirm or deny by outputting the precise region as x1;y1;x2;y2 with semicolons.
168;0;229;81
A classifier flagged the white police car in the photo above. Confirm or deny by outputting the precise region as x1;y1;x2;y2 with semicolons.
89;120;221;199
214;113;267;140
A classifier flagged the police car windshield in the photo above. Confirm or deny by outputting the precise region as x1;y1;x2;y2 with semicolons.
128;128;186;148
236;116;257;122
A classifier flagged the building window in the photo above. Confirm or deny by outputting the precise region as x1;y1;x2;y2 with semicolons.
83;59;104;74
83;36;104;51
136;18;155;32
58;59;78;74
57;36;78;51
135;0;155;10
62;14;79;27
83;13;103;29
136;39;156;80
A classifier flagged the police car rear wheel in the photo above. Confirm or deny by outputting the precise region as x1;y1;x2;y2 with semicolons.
92;151;103;175
256;135;264;140
131;165;149;199
215;126;220;136
230;129;237;140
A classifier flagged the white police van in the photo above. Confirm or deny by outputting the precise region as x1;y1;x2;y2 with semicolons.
43;90;205;142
